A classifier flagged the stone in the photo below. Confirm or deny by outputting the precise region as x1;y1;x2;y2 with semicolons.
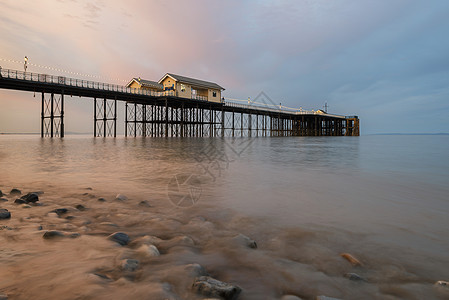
232;233;257;249
115;194;128;201
43;230;65;239
97;197;106;202
435;280;449;287
184;263;208;277
10;188;21;196
139;200;152;207
121;259;139;271
14;198;26;204
0;190;3;197
316;296;342;300
23;192;39;203
75;204;86;211
21;204;32;208
0;198;7;202
0;209;11;219
51;208;68;216
0;294;8;300
108;232;130;246
192;276;242;300
340;253;362;266
344;273;366;282
136;244;160;257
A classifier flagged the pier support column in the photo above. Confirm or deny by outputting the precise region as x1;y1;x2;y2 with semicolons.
94;97;117;137
41;91;64;138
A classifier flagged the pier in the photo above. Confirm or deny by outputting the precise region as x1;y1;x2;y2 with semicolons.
0;68;359;138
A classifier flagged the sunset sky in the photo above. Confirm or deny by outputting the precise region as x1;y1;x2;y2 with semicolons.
1;0;449;134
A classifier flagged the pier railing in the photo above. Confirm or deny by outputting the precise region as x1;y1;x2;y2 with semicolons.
0;68;175;97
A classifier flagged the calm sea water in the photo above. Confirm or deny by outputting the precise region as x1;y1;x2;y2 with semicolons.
1;134;449;299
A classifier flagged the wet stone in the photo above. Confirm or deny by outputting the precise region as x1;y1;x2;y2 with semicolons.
0;294;8;300
232;233;257;249
316;296;342;300
15;193;39;204
137;244;160;257
97;197;106;202
10;188;21;196
14;198;26;204
75;204;86;211
0;209;11;219
121;259;139;271
344;273;366;282
139;200;152;207
281;296;303;300
0;190;3;197
192;276;242;300
115;194;128;201
43;230;65;239
52;208;68;216
108;232;130;246
0;198;7;202
435;281;449;287
184;263;208;277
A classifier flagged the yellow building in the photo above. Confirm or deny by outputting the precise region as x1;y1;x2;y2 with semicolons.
126;77;163;92
158;73;225;103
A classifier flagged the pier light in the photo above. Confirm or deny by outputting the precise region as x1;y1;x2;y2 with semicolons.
24;56;28;72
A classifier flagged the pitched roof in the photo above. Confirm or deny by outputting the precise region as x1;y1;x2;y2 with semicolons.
159;73;225;90
126;78;163;90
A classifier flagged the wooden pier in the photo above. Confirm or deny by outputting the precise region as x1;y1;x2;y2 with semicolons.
0;68;359;137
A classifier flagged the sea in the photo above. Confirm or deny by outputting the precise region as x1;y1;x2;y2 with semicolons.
0;134;448;299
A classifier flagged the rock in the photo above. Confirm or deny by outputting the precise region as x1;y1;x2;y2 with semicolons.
97;197;106;202
15;192;39;204
0;190;3;197
43;230;65;239
0;294;8;300
316;296;342;300
139;200;152;207
340;253;362;266
75;204;86;211
0;209;11;219
121;259;139;271
43;230;80;239
281;296;303;300
192;276;242;300
0;198;7;202
435;280;449;287
51;208;68;216
344;273;366;282
21;204;32;208
108;232;130;246
38;225;43;230
99;222;119;227
184;263;208;277
10;188;21;196
232;233;257;249
136;244;160;257
115;194;128;201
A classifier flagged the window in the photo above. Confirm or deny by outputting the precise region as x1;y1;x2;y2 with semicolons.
212;91;217;97
181;84;186;92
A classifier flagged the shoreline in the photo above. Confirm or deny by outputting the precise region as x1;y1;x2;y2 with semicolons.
1;186;449;300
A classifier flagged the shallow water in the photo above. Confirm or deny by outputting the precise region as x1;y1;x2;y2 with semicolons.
0;135;449;299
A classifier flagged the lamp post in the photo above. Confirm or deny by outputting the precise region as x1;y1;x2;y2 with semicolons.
24;56;28;72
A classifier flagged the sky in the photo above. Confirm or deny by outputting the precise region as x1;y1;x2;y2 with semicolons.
1;0;449;135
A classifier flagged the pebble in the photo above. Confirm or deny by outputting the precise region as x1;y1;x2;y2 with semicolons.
138;200;152;207
184;263;208;277
43;230;65;239
51;208;69;216
232;233;257;249
0;209;11;219
21;204;32;208
316;296;342;300
0;294;8;300
108;232;130;246
192;276;242;300
344;273;366;282
121;259;139;271
115;194;128;201
14;198;26;204
340;253;362;266
97;197;106;202
0;197;7;202
435;280;449;287
136;244;160;257
10;188;21;196
0;190;3;197
75;204;86;211
15;193;39;204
